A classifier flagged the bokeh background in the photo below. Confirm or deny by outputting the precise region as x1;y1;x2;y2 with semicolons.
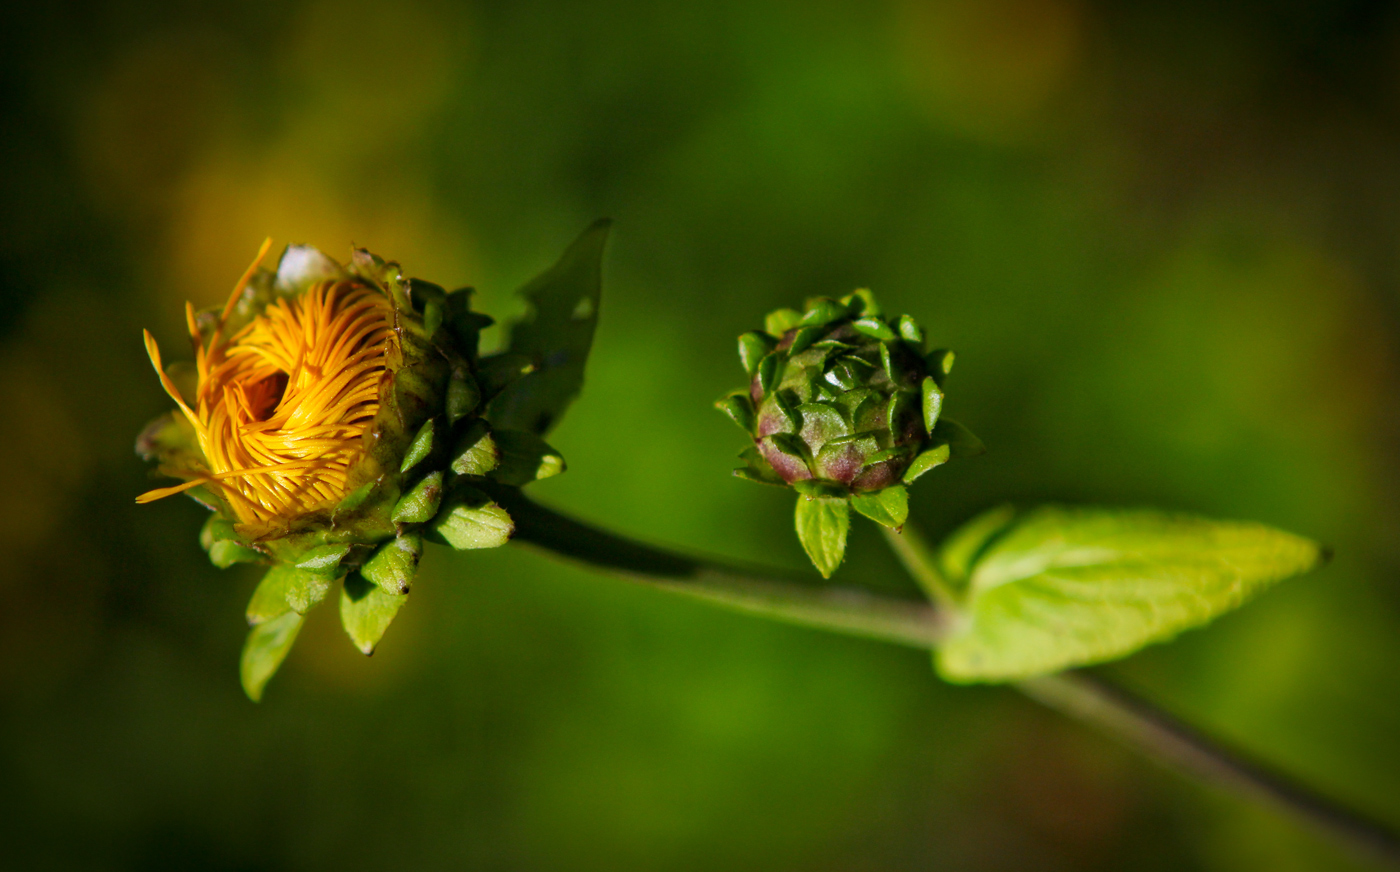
4;1;1400;869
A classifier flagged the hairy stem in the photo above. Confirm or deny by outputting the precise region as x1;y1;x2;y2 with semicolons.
497;490;1400;868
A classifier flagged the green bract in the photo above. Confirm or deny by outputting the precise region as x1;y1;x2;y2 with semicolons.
718;290;982;577
138;221;610;699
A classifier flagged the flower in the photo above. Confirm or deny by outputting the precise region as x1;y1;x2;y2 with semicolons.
139;241;396;534
137;238;554;700
716;290;983;577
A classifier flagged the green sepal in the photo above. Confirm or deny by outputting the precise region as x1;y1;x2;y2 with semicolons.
756;352;781;395
296;543;352;575
444;289;494;356
851;485;908;530
391;471;445;524
787;325;826;355
851;317;897;342
340;573;408;655
932;418;985;458
797;402;850;444
716;392;756;433
926;348;955;386
801;298;849;327
897;315;924;346
885;390;915;435
769;391;799;433
734;446;786;486
866;444;913;465
840;289;881;316
446;369;481;425
429;486;514;550
792;479;848;499
334;482;375;514
360;533;423;595
921;376;944;435
451;421;500;476
247;563;333;623
738;332;777;374
400;418;436;474
240;610;303;702
903;444;951;484
765;308;803;336
795;495;850;578
490;430;566;486
209;539;262;568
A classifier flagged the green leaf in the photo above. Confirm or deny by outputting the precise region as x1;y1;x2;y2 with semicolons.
897;315;924;346
450;421;500;476
851;317;897;341
444;289;494;357
490;429;566;486
485;219;610;435
902;444;950;484
246;563;335;622
840;288;881;316
851;485;908;529
764;308;803;336
431;487;515;550
937;504;1018;591
392;471;445;523
734;446;785;486
295;543;351;575
445;370;481;425
756;352;781;395
240;611;303;702
715;392;755;433
801;298;849;327
921;377;944;434
934;506;1327;683
334;481;375;514
209;539;262;568
360;533;422;595
738;332;777;373
932;418;985;458
340;573;408;655
795;495;850;578
925;348;955;386
787;325;826;355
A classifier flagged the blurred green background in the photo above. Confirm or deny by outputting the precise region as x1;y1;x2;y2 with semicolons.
4;0;1400;869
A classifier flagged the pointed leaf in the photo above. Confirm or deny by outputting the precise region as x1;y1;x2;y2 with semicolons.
240;611;303;702
934;507;1327;683
852;318;897;341
486;219;610;435
903;444;951;484
765;308;803;337
715;392;756;433
840;288;881;316
795;495;850;578
925;348;955;386
490;429;566;486
392;471;445;523
360;533;423;595
897;315;924;346
450;421;500;476
921;376;944;434
445;370;481;425
851;485;908;529
431;487;515;549
340;573;408;655
738;332;777;374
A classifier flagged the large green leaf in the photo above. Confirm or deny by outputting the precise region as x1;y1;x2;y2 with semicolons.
485;219;611;435
934;506;1325;683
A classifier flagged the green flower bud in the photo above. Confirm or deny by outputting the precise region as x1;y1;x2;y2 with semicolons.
718;290;983;577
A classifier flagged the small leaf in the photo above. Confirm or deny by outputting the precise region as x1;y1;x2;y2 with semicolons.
801;298;849;326
247;563;338;622
932;418;985;458
209;539;262;569
885;390;915;435
735;446;786;486
296;543;352;575
360;533;422;594
485;219;610;435
897;315;924;346
450;421;500;476
738;332;777;374
851;317;897;341
797;402;850;446
491;429;566;486
840;288;881;316
715;393;756;433
334;482;375;514
902;444;951;484
851;485;908;529
921;376;944;434
765;308;804;337
787;325;826;355
795;495;850;578
240;611;303;702
340;573;408;655
431;487;515;549
934;506;1327;683
445;370;481;425
756;352;781;396
925;348;955;386
391;470;445;523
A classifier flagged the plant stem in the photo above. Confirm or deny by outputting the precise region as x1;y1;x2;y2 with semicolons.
879;524;960;611
496;490;1400;868
1019;672;1400;869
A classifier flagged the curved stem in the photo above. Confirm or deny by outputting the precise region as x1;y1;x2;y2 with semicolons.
497;490;1400;869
